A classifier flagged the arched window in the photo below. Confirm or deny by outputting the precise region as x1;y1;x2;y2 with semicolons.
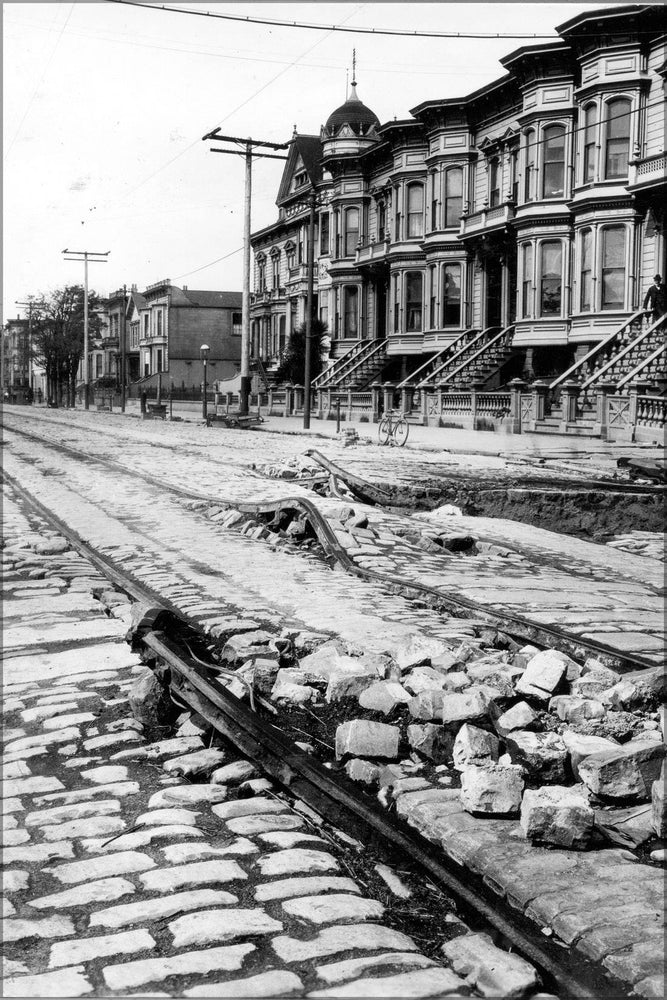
444;168;463;228
522;244;533;317
583;104;597;183
604;98;631;179
489;158;501;207
542;125;566;198
271;250;280;288
580;229;593;311
524;129;535;202
601;226;626;310
344;208;359;257
539;241;562;316
442;264;461;326
344;286;358;336
256;256;266;293
406;272;423;331
407;184;424;238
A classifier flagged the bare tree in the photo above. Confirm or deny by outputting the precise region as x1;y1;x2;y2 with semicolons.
31;286;102;406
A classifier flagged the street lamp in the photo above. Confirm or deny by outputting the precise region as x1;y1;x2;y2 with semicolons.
200;344;210;422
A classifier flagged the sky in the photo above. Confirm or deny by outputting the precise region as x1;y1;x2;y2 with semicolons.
3;0;623;317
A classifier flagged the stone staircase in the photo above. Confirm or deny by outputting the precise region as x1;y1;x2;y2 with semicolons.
396;328;481;390
314;339;388;391
428;325;516;390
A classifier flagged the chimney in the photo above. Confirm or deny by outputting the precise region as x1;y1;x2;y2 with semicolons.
182;285;188;291
131;283;137;293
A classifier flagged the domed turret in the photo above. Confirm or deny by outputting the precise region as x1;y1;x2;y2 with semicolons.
321;60;379;157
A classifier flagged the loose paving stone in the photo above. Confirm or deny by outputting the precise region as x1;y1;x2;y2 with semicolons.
211;797;288;820
83;824;204;852
83;732;142;751
169;907;283;948
41;711;97;730
2;798;24;814
256;876;362;902
89;889;238;928
33;781;141;805
102;944;256;992
2;829;31;846
3;915;76;942
162;748;226;777
282;893;385;925
259;831;326;848
307;966;467;997
24;800;121;827
161;839;258;864
2;965;93;998
255;848;340;877
315;952;437;986
3;841;75;864
49;928;156;969
3;870;30;892
139;859;248;892
29;876;136;910
40;815;126;841
45;851;157;884
226;813;305;835
273;923;419;962
135;807;200;827
148;784;228;808
184;970;304;997
80;765;129;783
2;775;65;798
442;931;540;997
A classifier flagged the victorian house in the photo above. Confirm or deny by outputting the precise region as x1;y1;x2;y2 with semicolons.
250;4;665;438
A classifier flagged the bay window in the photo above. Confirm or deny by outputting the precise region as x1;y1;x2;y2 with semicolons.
601;226;626;310
320;213;330;255
522;244;533;317
542;125;566;198
429;266;436;328
524;129;535;202
407;184;424;238
442;264;461;326
406;272;423;332
580;229;592;311
604;98;631;179
539;241;562;316
344;286;358;336
583;104;597;183
344;207;359;257
444;168;463;228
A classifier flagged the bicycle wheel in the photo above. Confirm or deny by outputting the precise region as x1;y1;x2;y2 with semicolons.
378;416;391;446
392;417;410;447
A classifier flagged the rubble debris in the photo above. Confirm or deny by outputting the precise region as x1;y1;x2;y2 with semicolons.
520;785;594;849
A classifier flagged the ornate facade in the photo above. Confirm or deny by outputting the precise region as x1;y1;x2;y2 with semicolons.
250;4;665;407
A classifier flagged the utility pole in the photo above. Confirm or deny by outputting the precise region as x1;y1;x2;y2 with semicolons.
63;249;109;409
121;284;127;413
15;296;46;401
202;131;288;416
303;190;317;429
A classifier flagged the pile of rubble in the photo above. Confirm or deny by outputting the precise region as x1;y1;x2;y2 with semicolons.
605;530;665;562
258;454;326;481
217;627;665;856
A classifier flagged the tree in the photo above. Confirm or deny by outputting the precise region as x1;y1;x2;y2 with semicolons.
274;318;328;385
31;286;102;407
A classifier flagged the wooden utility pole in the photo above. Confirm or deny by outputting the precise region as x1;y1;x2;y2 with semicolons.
202;131;288;415
121;284;127;413
63;249;109;409
15;297;46;400
303;191;317;429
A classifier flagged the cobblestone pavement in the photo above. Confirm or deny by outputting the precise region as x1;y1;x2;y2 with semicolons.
3;491;490;998
3;410;665;664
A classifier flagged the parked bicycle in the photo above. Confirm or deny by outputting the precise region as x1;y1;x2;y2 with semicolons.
377;410;410;447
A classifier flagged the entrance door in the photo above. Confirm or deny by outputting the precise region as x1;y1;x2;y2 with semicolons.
375;280;387;339
486;260;503;327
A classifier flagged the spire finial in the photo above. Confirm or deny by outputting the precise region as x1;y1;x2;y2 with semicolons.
292;123;297;137
352;48;356;86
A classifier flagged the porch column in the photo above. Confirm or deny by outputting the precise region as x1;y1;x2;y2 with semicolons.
383;383;396;415
628;380;653;442
529;380;548;431
508;378;526;434
559;380;581;432
371;382;382;423
594;381;616;440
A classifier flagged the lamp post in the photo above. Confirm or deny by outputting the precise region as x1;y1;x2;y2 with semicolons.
200;344;210;423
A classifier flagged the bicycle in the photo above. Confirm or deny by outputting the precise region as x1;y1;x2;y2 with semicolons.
377;409;410;447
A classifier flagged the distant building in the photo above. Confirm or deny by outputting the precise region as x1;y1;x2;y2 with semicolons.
134;281;243;390
2;317;30;402
250;3;666;437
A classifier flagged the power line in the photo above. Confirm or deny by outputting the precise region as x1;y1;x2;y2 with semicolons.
108;0;567;40
173;245;243;280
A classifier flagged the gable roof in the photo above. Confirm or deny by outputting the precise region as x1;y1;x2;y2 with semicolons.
277;134;323;204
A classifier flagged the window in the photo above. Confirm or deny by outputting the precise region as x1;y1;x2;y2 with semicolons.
444;168;463;228
405;272;423;332
294;170;308;189
289;300;298;332
319;304;328;332
442;264;461;326
320;213;330;255
395;188;402;240
407;184;424;238
430;176;439;230
344;208;359;256
601;226;626;310
542;125;566;198
522;244;533;317
156;310;163;336
580;229;593;311
156;349;163;373
509;148;519;203
539;241;562;316
429;266;437;328
524;129;535;202
393;274;400;332
271;254;280;288
232;312;242;336
605;98;631;179
257;259;266;293
95;354;103;377
286;242;296;269
344;286;358;336
143;314;149;338
489;158;500;207
251;321;259;357
377;202;386;241
583;104;597;183
279;315;286;351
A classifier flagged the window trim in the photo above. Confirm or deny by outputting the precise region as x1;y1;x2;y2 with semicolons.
406;183;425;239
443;166;463;229
542;123;566;199
600;224;627;311
604;96;632;181
405;270;424;333
582;102;597;184
344;206;360;257
538;238;563;318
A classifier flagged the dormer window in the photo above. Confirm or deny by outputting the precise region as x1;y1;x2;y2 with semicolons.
293;170;308;190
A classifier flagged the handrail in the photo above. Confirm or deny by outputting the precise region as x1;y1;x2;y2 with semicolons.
313;340;369;389
332;340;386;387
435;325;514;388
416;326;500;388
616;341;667;390
549;309;646;391
580;312;666;390
396;328;479;390
316;339;386;390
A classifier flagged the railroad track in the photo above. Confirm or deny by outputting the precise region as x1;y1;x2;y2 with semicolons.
2;418;662;674
3;468;622;1000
